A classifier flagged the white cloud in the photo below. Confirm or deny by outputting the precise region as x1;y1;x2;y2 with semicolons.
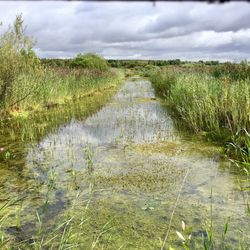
0;2;249;61
194;31;233;48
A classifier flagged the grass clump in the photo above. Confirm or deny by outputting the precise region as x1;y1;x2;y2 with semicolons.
13;67;119;112
150;71;177;97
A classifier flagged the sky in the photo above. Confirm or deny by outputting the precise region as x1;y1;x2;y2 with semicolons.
0;1;250;61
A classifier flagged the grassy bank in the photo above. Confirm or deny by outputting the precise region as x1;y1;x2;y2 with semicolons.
4;67;122;117
0;68;123;142
149;64;250;173
149;64;250;250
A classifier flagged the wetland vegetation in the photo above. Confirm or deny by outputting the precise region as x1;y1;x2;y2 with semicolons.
0;15;249;250
149;62;250;174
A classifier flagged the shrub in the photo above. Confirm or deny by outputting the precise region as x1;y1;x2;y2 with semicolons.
0;14;41;109
142;65;159;77
70;53;109;71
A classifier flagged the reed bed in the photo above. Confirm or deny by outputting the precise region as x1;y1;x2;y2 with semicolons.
6;67;119;113
150;66;250;171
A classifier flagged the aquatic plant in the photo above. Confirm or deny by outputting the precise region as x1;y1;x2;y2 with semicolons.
227;129;250;173
149;71;176;98
161;169;190;250
83;144;95;175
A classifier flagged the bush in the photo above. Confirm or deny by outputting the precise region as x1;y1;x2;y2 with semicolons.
0;14;41;109
70;53;109;71
142;65;159;77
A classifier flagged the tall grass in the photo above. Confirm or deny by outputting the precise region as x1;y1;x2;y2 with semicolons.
150;68;250;171
211;61;250;81
6;67;119;113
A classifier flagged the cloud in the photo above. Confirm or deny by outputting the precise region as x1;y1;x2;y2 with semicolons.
0;1;249;61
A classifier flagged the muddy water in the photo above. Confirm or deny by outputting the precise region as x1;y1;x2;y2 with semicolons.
1;78;250;248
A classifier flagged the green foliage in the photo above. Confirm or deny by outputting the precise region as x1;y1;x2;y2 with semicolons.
70;53;109;71
141;65;159;77
226;129;250;173
150;71;176;97
211;61;250;81
204;60;219;66
107;59;184;68
0;14;40;109
41;58;72;68
32;68;117;108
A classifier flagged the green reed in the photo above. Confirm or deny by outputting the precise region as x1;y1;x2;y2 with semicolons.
150;68;250;170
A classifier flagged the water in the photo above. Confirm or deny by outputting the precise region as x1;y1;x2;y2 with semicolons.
0;78;249;249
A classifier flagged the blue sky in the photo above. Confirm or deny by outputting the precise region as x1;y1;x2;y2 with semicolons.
0;1;249;61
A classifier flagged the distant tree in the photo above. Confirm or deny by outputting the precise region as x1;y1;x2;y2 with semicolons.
205;60;219;66
168;59;181;65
